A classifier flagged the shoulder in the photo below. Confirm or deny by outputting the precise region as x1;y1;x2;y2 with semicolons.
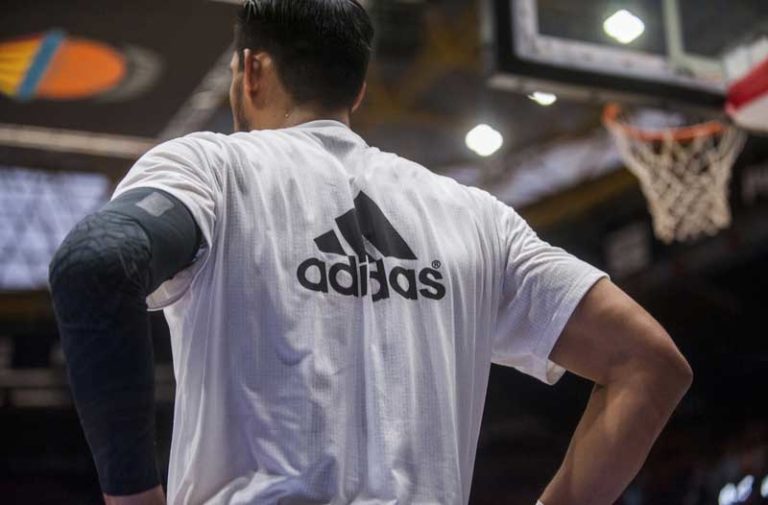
394;154;506;213
134;132;230;177
120;132;230;194
150;131;229;160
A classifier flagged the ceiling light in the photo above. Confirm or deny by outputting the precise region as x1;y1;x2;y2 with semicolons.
737;475;754;502
528;91;557;106
604;9;645;44
719;483;736;505
465;124;503;157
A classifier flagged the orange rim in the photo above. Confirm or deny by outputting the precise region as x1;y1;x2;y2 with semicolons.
603;103;726;142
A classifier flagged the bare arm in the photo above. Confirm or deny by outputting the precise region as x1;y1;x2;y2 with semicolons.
539;279;693;505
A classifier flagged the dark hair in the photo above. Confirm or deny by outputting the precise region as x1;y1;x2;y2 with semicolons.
235;0;374;110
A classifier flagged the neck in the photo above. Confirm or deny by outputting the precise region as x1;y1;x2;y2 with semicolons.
247;103;350;131
282;106;350;128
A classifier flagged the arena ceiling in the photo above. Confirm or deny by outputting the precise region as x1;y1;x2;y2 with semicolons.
0;0;634;173
2;0;764;172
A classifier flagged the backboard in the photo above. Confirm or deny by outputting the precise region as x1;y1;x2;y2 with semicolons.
485;0;768;112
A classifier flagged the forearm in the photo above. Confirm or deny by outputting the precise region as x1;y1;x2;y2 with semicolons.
540;369;691;505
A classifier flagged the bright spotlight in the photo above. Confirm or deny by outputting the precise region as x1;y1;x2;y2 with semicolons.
604;9;646;44
719;483;736;505
465;124;503;157
761;474;768;498
528;91;558;106
737;475;754;501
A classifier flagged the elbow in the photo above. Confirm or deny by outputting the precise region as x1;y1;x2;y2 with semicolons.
48;243;72;303
675;354;694;393
48;222;90;297
645;339;694;398
619;330;693;399
657;332;693;392
48;219;128;316
678;353;694;388
48;238;92;302
48;236;96;326
664;352;693;394
48;245;67;295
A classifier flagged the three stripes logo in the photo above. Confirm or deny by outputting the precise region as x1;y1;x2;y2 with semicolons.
296;191;446;301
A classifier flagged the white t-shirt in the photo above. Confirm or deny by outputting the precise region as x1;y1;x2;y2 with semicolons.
113;120;607;505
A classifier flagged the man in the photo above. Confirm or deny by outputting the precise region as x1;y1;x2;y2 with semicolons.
48;1;693;504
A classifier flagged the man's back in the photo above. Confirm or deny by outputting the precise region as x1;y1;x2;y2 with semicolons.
48;2;692;503
114;120;605;504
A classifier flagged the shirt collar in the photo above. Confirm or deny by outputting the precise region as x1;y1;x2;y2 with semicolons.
291;119;368;147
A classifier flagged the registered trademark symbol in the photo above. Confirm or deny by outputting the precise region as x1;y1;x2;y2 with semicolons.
432;260;441;269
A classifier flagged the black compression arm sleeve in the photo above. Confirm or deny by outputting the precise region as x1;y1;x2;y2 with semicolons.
48;188;200;495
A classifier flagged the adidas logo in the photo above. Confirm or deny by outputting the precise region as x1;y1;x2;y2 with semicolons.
296;191;446;301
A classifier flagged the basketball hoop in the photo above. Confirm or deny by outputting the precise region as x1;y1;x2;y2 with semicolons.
603;103;747;243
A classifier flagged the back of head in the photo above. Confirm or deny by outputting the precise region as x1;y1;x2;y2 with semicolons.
235;0;374;110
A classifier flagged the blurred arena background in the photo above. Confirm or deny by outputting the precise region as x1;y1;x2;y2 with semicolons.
1;0;767;503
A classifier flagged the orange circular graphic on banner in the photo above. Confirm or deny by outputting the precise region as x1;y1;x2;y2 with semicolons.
0;30;127;101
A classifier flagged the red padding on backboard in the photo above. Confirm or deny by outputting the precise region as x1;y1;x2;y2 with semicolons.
727;57;768;111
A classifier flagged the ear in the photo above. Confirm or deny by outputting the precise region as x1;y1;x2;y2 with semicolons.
242;48;262;95
351;81;367;113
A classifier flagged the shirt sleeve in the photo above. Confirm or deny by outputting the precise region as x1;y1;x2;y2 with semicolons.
112;132;223;309
491;199;608;385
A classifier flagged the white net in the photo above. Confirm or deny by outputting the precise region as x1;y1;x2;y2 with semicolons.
606;114;747;243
